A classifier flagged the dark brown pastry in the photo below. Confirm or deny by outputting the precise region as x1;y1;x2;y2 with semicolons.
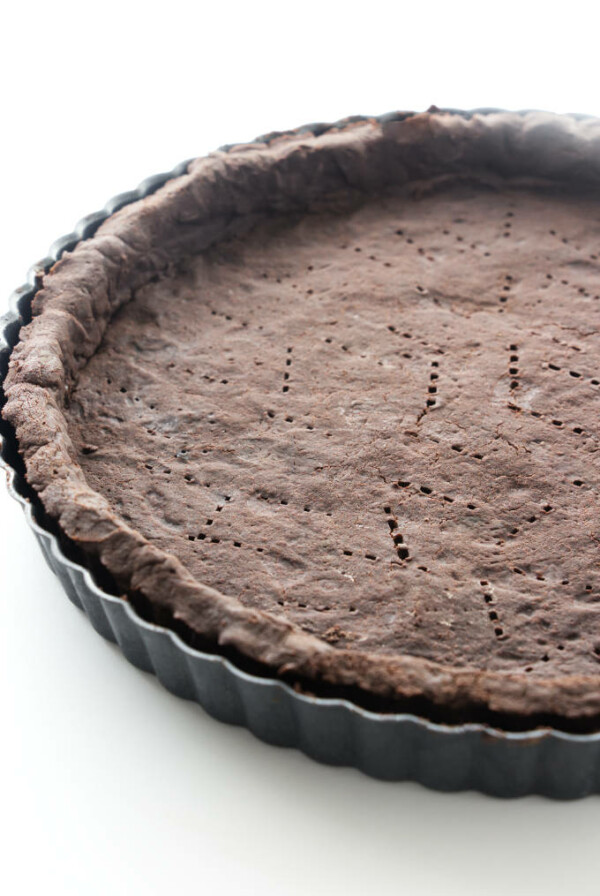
6;110;600;725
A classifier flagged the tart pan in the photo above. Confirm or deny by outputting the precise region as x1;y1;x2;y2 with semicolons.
3;108;600;799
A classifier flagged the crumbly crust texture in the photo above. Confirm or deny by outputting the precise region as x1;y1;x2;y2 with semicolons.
6;110;600;721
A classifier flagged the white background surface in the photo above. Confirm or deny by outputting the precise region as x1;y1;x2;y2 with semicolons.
3;3;600;893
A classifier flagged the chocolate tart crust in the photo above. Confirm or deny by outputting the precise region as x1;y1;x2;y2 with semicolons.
6;110;600;722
